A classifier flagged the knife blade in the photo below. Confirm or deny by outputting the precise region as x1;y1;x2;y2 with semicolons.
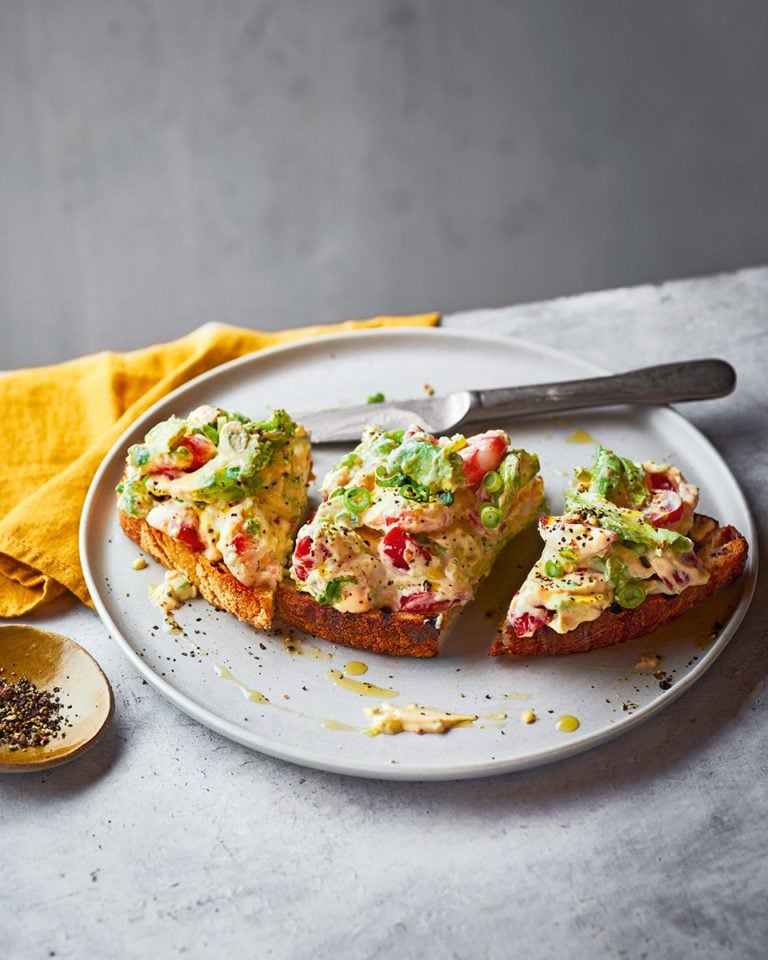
294;359;735;444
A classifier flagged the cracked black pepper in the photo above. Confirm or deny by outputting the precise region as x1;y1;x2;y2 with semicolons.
0;675;71;750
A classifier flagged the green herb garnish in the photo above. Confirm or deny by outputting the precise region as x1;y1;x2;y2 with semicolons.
344;487;371;513
316;577;355;606
480;504;502;529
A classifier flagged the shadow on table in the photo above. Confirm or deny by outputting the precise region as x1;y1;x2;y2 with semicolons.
2;722;124;799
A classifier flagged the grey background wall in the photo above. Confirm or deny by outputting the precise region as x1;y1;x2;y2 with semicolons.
1;0;767;368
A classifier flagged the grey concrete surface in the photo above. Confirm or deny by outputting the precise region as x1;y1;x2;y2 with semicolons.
3;267;767;960
1;1;768;368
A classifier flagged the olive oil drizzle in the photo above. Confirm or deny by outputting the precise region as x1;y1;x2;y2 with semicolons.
556;714;580;733
212;662;269;703
326;669;399;698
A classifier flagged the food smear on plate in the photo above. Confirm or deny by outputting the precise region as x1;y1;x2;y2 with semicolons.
364;701;478;735
634;653;662;674
149;570;197;612
147;569;197;635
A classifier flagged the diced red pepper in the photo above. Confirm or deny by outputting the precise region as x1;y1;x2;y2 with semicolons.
176;522;205;552
403;426;438;444
459;433;508;485
146;465;182;480
176;434;217;471
398;591;452;614
293;535;314;581
644;490;684;527
509;607;553;638
381;526;431;571
231;533;249;557
647;470;675;491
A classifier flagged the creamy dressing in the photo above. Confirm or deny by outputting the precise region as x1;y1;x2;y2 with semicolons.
148;570;197;611
161;613;183;635
364;702;478;735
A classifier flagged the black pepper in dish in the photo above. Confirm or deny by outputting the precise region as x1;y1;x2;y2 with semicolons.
0;676;71;751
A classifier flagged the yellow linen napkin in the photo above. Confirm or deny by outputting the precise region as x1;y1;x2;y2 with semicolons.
0;314;438;616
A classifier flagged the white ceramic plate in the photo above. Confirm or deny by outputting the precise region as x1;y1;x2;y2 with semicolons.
81;329;756;780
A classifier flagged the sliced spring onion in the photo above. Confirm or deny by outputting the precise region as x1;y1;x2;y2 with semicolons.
400;482;431;503
376;465;435;503
344;487;371;513
605;556;626;581
375;466;406;487
615;580;646;609
480;504;502;529
483;470;503;494
544;559;564;579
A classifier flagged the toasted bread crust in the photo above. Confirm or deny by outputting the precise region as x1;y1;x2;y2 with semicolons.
490;518;748;656
118;512;274;630
275;582;459;657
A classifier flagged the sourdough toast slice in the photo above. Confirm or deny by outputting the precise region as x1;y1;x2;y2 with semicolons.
276;581;460;657
492;445;748;657
279;425;544;656
116;405;311;628
120;511;275;629
490;517;748;655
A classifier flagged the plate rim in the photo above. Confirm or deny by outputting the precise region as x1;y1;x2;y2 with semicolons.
80;327;758;780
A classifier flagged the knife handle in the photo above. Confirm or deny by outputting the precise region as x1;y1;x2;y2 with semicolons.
465;359;736;423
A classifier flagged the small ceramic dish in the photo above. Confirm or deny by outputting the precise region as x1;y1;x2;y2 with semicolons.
0;625;113;773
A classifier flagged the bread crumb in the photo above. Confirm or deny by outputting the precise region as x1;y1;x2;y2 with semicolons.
635;653;662;674
521;708;537;724
131;557;148;571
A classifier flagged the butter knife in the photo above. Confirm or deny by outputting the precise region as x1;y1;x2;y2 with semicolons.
295;358;735;443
